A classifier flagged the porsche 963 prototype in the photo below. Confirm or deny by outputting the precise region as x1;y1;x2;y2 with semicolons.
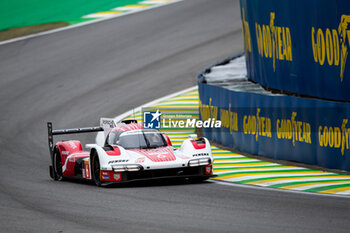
47;118;215;186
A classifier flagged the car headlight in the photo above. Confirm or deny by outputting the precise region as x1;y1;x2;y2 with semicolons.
112;164;142;172
188;158;211;167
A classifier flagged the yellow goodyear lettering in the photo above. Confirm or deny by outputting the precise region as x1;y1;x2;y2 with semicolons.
220;104;238;134
326;29;334;65
241;9;252;54
276;112;312;146
255;12;293;72
317;28;326;66
256;23;263;56
312;15;350;81
199;98;218;122
243;108;272;141
319;119;350;155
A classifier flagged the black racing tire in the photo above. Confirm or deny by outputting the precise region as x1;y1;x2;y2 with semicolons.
53;148;64;181
91;152;102;187
189;176;210;183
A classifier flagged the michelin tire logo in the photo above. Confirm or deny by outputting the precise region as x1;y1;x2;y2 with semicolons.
143;110;161;129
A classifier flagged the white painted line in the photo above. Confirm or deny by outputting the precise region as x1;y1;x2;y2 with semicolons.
140;0;173;4
212;151;234;153
258;177;350;187
290;182;350;191
212;156;246;159
166;135;189;138
219;173;335;182
0;0;184;46
214;159;266;164
214;164;285;169
214;167;307;175
209;180;350;199
83;13;120;19
336;190;350;195
157;101;198;104
113;6;147;11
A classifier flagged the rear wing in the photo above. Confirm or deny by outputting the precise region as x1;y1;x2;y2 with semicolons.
47;122;104;179
47;122;103;158
48;118;119;155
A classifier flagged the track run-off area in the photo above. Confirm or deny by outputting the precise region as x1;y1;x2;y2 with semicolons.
119;87;350;197
0;0;182;31
0;0;182;44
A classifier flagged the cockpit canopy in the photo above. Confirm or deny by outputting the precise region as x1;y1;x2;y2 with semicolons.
105;129;168;149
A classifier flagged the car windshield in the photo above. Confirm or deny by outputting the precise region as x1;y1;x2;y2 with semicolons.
115;130;167;149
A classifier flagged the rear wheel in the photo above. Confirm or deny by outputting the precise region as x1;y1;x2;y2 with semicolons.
91;152;102;187
53;148;64;181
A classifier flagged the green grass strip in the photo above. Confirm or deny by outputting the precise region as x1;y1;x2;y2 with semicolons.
0;0;142;31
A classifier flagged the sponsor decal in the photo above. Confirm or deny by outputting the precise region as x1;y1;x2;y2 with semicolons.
113;173;121;181
108;159;129;164
318;119;350;155
311;15;350;81
205;165;212;175
83;159;91;179
255;12;293;71
241;8;252;54
85;167;90;179
102;172;109;176
243;108;273;141
193;153;209;157
276;112;312;146
61;151;69;155
135;158;145;163
101;119;116;128
241;8;294;72
102;176;110;180
100;118;117;138
199;99;223;129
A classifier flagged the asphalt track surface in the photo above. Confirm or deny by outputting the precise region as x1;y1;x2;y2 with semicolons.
0;0;349;232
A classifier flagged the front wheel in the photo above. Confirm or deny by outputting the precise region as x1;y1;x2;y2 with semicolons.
189;177;210;183
91;152;102;187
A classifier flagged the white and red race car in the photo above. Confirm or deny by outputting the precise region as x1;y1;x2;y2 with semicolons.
47;119;215;186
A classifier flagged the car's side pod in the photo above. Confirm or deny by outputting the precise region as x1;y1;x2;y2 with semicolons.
47;122;104;180
179;137;212;157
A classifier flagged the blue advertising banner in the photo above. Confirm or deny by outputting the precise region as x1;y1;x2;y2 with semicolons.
240;0;350;101
198;82;350;172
